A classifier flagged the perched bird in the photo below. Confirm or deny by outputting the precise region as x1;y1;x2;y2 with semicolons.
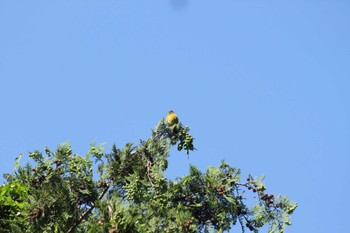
166;110;179;126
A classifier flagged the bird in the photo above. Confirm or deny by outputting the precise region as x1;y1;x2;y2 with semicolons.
166;110;179;126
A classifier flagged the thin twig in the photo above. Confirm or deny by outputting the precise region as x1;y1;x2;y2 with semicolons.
146;160;154;188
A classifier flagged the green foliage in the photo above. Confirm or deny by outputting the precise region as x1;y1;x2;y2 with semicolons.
4;143;101;232
0;180;29;232
1;119;297;233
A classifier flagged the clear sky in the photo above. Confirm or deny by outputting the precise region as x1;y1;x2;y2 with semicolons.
1;1;349;232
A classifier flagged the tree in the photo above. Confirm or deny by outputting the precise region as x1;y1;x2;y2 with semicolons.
1;119;297;233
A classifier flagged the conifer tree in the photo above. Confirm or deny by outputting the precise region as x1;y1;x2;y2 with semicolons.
1;119;297;233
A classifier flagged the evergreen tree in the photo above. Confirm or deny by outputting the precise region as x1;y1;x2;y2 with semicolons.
1;119;296;233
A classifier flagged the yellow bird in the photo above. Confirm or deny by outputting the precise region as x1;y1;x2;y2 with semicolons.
166;110;179;126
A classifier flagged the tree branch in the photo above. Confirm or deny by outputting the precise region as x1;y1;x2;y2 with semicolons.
66;184;110;233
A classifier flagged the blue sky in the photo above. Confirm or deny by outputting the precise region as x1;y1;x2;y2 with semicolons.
1;1;349;232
